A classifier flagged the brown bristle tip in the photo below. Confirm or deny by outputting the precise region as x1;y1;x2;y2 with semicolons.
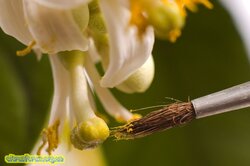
110;102;195;140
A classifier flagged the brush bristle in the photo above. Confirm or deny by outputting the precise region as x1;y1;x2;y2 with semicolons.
111;102;195;140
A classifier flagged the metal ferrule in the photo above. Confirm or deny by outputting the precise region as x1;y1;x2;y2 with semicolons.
191;81;250;119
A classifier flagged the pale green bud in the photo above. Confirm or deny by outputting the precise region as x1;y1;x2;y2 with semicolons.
116;55;155;93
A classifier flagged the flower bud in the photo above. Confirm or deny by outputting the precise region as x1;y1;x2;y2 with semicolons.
116;55;154;93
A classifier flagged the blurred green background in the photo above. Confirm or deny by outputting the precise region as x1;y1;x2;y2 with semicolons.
0;1;250;166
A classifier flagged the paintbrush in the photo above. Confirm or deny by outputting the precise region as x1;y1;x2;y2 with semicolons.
111;81;250;140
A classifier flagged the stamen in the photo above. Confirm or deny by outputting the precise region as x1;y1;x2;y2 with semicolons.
176;0;213;14
37;120;60;155
16;41;36;56
194;0;213;9
168;28;182;42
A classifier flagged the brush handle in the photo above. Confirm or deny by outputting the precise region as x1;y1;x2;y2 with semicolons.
192;81;250;119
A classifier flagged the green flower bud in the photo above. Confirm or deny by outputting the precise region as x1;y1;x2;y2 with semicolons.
116;55;155;93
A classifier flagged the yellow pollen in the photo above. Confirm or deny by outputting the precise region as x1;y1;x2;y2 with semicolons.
161;0;172;6
129;113;142;122
175;0;213;15
16;40;36;56
115;115;127;123
168;28;182;43
37;120;60;155
195;0;213;9
176;0;188;16
127;127;133;133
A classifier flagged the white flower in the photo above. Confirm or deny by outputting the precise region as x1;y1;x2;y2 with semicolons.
0;0;155;87
0;0;152;151
0;0;90;54
0;0;211;158
98;0;155;87
30;125;106;166
220;0;250;60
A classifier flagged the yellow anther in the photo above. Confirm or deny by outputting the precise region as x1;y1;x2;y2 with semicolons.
16;40;36;56
168;28;182;42
194;0;213;9
176;0;188;16
176;0;213;14
37;120;60;155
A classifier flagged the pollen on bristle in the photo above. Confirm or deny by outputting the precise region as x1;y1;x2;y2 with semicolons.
110;102;195;140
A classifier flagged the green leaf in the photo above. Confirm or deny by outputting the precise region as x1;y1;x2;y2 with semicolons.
0;48;28;162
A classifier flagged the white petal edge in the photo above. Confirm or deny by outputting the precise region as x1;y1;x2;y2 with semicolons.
29;139;106;166
48;55;70;136
23;0;89;54
99;0;155;88
220;0;250;60
0;0;32;45
33;0;92;9
85;47;133;121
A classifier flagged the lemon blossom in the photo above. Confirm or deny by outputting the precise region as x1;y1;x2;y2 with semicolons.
0;0;154;154
0;0;212;159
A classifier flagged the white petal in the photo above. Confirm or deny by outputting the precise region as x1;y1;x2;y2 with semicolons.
23;0;89;54
220;0;250;60
29;137;106;166
33;48;43;61
88;39;101;63
85;50;133;121
99;0;155;88
34;0;91;9
48;55;69;128
0;0;32;45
